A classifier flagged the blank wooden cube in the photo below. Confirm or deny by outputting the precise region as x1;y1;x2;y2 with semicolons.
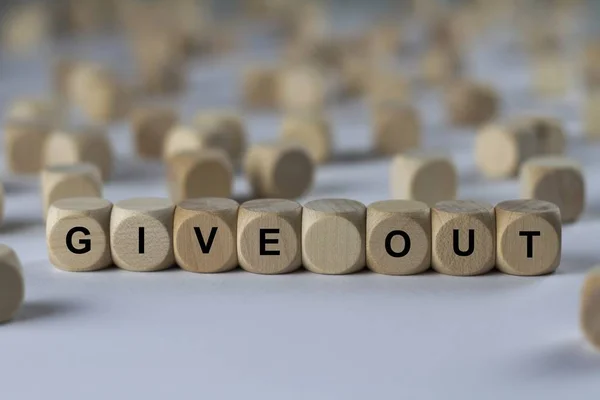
130;106;178;159
372;102;421;156
514;116;566;155
242;66;279;109
278;64;328;112
520;156;585;223
4;118;51;174
366;200;431;275
390;152;457;206
0;244;24;323
432;200;495;276
237;199;302;274
244;142;315;199
110;198;175;272
581;268;600;350
280;111;332;164
421;45;462;85
445;81;499;127
302;199;366;274
194;111;247;163
367;71;411;107
166;150;233;203
46;197;113;272
6;98;64;127
173;198;239;273
44;125;114;181
41;163;103;218
495;199;561;276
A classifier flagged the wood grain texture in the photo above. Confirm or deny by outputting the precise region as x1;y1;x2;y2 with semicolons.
445;80;499;126
302;198;366;275
495;199;561;276
193;111;247;163
242;66;279;109
244;142;315;199
390;151;457;206
432;200;495;276
280;111;331;164
367;200;431;275
0;244;24;323
174;197;239;273
372;102;421;155
581;268;600;350
43;125;114;181
520;156;585;223
4;118;51;174
110;198;175;272
41;163;103;218
166;149;233;203
130;106;178;159
46;197;113;272
238;199;302;274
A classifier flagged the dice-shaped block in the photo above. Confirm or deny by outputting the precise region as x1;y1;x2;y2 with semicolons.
110;198;175;272
367;71;410;106
173;198;239;273
238;199;302;274
41;163;103;218
421;45;462;85
46;197;113;272
391;152;457;206
242;66;279;109
244;142;315;199
280;111;332;164
581;268;600;350
6;98;64;127
367;200;431;275
432;200;495;276
372;102;421;155
445;80;499;126
44;125;114;181
278;64;328;112
130;106;178;159
520;156;585;223
0;244;24;323
166;150;233;203
194;111;247;163
302;199;366;274
495;199;561;276
4;118;51;174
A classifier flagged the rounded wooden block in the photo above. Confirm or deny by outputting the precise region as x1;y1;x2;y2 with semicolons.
173;198;239;273
432;200;495;276
520;156;584;223
372;102;421;155
130;106;178;159
194;111;247;163
6;98;64;127
110;198;175;272
366;200;431;275
4;118;51;174
302;199;366;275
278;65;327;112
581;268;600;350
0;244;24;323
41;163;103;218
495;199;561;276
238;199;302;274
242;66;279;109
514;116;566;155
390;152;457;206
43;126;114;181
166;150;233;203
46;197;113;272
421;45;462;85
445;81;499;126
244;143;315;199
280;112;332;164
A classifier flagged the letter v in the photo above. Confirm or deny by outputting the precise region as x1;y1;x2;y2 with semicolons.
194;227;218;253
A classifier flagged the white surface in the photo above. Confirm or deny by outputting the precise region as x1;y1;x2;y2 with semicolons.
1;21;600;400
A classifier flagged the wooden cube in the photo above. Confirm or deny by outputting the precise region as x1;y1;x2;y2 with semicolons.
520;156;585;223
238;199;302;274
367;71;411;107
110;198;175;272
41;163;103;218
166;150;233;203
584;91;600;140
6;98;64;127
4;118;51;174
366;200;431;275
390;152;457;206
373;102;421;156
242;66;279;109
0;244;24;323
302;199;366;274
244;142;315;199
445;81;499;127
514;116;566;155
130;106;178;159
44;125;114;181
581;268;600;350
278;64;328;112
432;200;495;276
46;197;113;272
173;198;239;273
421;45;462;85
194;111;247;163
532;53;570;98
1;2;50;54
495;199;561;276
280;111;332;164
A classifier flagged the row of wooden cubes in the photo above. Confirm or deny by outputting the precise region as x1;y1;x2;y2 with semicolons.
47;197;561;277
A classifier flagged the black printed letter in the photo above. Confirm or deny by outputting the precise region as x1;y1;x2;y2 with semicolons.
260;229;280;255
384;230;411;257
138;227;144;254
66;226;91;254
194;227;218;253
519;231;541;258
453;229;475;256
